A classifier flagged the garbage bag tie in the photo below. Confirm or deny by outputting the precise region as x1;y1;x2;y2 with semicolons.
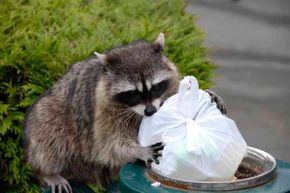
185;118;202;156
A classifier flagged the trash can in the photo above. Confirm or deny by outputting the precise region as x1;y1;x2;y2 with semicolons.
109;147;290;193
42;147;290;193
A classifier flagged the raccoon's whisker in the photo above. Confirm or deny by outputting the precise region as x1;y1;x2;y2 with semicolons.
122;111;133;123
119;108;135;118
132;114;139;126
114;112;129;120
114;109;132;120
114;109;134;124
116;108;132;116
123;111;136;125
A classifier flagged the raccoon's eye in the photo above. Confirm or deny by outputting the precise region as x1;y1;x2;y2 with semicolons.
151;80;169;98
113;90;142;106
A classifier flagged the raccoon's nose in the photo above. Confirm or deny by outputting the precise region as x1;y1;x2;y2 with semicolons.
144;106;157;116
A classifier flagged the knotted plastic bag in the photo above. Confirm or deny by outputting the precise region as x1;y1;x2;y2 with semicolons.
138;76;247;181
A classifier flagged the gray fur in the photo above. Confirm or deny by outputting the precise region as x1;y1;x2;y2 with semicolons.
24;38;179;188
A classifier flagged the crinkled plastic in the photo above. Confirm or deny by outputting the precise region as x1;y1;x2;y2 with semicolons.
138;76;247;181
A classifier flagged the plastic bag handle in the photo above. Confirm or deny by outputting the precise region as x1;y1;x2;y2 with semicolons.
176;76;199;118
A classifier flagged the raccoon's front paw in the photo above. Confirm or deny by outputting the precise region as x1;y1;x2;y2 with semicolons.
143;143;164;168
43;174;72;193
205;90;228;114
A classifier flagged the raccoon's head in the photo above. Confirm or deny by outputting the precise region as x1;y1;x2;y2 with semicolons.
96;33;179;116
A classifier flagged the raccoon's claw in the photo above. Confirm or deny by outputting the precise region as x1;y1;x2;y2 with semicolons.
146;155;161;169
142;143;164;168
51;183;72;193
150;142;164;166
43;175;73;193
151;142;164;152
205;90;228;114
151;142;164;160
146;159;154;169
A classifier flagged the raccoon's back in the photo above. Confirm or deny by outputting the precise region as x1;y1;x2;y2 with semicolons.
24;57;103;151
51;57;103;130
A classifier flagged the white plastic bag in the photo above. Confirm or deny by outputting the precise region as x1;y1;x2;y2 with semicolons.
138;76;247;181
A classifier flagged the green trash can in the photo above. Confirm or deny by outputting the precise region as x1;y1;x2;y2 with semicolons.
109;147;290;193
42;147;290;193
111;159;290;193
42;159;290;193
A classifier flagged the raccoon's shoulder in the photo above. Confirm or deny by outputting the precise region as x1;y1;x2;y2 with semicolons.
62;56;104;129
65;56;104;92
66;56;104;79
50;56;104;95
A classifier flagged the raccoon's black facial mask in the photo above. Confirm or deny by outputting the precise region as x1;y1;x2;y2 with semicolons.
151;80;169;98
113;79;170;107
114;90;143;106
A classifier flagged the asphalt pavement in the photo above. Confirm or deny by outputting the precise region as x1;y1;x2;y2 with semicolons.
186;0;290;161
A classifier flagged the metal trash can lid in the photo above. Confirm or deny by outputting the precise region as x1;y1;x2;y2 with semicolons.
118;147;290;193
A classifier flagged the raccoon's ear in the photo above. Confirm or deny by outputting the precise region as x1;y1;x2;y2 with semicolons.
106;53;121;65
94;51;106;62
152;33;165;52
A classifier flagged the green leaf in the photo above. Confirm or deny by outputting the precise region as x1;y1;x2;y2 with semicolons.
0;103;10;115
0;117;13;135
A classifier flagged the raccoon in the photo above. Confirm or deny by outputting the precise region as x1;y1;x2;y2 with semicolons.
24;33;226;193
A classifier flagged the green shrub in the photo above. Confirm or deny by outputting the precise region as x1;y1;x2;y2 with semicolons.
0;0;214;192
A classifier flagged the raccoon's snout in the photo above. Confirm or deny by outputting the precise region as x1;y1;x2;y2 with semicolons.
131;99;161;116
144;106;157;116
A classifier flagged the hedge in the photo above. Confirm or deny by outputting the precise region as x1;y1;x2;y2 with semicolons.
0;0;214;192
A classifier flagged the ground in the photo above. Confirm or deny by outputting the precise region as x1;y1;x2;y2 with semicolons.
186;0;290;161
